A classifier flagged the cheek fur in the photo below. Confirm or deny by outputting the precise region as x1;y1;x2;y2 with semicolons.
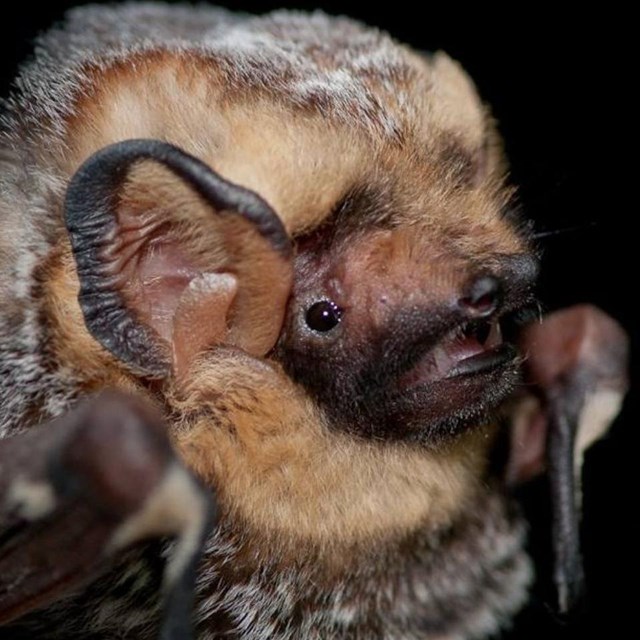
167;354;496;562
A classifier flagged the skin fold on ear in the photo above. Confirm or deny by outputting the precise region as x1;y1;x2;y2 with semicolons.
506;305;629;613
64;139;293;380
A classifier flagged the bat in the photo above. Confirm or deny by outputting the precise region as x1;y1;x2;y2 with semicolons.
0;3;628;639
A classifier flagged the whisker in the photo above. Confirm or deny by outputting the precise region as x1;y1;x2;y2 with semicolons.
531;222;597;240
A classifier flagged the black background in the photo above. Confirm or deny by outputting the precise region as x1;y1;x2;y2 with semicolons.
0;3;635;638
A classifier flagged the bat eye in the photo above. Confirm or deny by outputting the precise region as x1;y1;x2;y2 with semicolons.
305;300;343;332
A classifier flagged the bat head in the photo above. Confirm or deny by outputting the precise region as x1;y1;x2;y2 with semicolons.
52;45;537;446
20;39;535;566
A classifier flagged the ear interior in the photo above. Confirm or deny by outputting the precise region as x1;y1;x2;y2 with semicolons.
171;273;238;381
65;140;293;380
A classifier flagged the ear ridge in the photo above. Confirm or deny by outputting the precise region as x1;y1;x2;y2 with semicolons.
431;53;484;142
430;52;505;183
64;139;293;379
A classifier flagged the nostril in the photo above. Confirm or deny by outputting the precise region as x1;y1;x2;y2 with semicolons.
460;276;502;318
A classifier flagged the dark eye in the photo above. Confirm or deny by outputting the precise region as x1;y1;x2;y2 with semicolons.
305;300;343;332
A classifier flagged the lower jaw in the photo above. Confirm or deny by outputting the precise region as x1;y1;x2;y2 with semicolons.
351;363;522;444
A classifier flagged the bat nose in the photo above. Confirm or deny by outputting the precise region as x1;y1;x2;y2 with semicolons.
459;275;502;318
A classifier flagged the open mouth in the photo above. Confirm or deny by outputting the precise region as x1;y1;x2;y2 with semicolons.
379;312;528;440
399;316;519;389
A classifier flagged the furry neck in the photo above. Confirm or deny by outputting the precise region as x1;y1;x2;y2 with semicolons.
194;490;531;640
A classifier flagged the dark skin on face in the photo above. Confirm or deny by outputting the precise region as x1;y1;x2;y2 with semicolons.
276;212;539;444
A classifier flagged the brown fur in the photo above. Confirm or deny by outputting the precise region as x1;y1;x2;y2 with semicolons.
170;351;496;563
44;244;496;566
64;53;370;235
42;249;131;385
32;47;521;541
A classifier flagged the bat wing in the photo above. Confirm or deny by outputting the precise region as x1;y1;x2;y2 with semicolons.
0;391;214;639
508;305;629;612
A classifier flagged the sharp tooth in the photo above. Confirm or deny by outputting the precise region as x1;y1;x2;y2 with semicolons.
452;324;465;340
486;319;503;348
433;343;452;374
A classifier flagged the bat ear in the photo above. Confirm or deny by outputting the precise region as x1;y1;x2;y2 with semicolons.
431;52;504;182
506;305;629;612
64;139;293;380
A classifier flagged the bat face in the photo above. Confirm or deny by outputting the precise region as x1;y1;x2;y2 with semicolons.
0;5;628;640
276;203;538;444
48;40;536;444
37;39;535;538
